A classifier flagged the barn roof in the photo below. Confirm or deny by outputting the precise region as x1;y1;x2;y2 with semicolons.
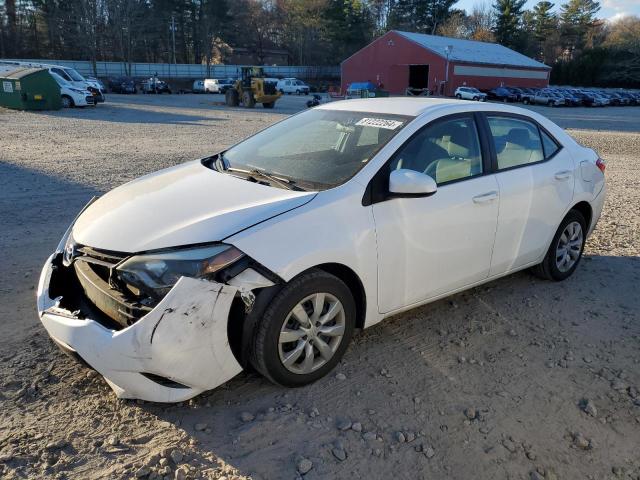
394;31;550;70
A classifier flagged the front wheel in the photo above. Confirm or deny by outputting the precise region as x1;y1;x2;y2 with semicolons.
242;90;255;108
523;98;530;105
250;270;356;387
472;96;479;101
61;95;73;108
531;210;586;281
225;89;239;107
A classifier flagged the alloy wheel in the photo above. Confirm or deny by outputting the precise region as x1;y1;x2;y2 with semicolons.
555;221;583;272
278;292;346;374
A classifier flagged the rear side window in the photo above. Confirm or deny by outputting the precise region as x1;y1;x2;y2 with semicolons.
541;130;560;158
487;116;544;170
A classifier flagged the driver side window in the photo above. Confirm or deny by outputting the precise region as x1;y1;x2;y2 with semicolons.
390;116;483;185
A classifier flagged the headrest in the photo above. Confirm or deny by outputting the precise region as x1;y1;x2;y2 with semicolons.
506;128;530;148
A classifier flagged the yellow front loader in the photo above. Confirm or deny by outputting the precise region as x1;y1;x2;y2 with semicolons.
225;66;281;109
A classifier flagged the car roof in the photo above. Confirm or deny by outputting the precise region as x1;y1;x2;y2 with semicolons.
317;97;537;118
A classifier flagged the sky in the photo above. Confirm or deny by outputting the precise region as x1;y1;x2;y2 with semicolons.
453;0;640;22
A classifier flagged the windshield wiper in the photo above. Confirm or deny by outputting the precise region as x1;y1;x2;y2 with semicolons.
214;154;308;191
226;166;307;191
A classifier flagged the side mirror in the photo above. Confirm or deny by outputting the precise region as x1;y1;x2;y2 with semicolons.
389;169;437;197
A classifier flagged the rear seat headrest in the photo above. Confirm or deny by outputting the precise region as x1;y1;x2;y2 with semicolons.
506;128;530;148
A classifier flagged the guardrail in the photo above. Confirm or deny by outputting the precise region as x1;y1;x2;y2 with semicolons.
3;59;340;80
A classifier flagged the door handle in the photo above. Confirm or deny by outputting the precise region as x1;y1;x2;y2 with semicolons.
554;170;572;180
472;191;498;204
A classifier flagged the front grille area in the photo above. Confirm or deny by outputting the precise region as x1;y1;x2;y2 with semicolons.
72;247;151;329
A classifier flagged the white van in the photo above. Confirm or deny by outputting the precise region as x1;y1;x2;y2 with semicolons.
193;79;220;93
0;60;105;102
50;71;95;107
276;78;310;95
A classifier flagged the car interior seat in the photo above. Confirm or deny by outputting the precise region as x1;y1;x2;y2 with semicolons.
497;128;543;169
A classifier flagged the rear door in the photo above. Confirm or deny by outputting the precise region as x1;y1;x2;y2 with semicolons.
482;114;574;275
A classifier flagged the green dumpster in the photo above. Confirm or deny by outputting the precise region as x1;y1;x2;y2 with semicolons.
0;66;62;110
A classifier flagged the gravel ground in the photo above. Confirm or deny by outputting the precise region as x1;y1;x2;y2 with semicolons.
1;95;639;480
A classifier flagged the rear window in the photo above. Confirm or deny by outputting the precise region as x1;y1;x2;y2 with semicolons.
487;116;544;170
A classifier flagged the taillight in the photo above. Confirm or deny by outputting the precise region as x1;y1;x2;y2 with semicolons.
596;158;606;173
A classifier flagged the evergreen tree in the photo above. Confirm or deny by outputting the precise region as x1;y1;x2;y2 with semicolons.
492;0;526;49
560;0;600;53
532;1;556;42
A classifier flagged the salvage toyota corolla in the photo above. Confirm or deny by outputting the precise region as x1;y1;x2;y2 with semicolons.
37;98;606;402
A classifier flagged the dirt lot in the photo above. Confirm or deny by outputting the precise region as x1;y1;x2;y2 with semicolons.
1;94;639;480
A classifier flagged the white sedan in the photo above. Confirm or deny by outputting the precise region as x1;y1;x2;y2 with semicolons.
37;98;606;402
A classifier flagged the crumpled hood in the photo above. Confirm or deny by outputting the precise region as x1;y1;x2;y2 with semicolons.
73;160;315;252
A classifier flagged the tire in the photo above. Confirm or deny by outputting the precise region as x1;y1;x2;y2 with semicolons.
249;269;356;387
279;89;284;94
523;98;530;105
242;90;255;108
296;89;301;95
531;210;587;281
61;95;73;108
455;93;462;99
263;101;275;109
225;89;239;107
548;100;554;106
473;96;478;101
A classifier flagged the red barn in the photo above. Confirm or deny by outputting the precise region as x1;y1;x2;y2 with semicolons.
341;31;550;96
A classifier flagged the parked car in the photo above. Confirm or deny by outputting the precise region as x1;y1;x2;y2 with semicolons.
108;77;137;94
192;79;220;93
50;71;96;108
86;76;106;92
0;60;105;102
141;77;171;94
587;91;611;106
487;87;517;102
454;86;487;101
522;90;565;107
503;87;526;101
277;78;310;95
36;98;606;403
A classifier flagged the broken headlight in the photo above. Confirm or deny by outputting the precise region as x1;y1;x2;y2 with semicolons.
116;244;244;299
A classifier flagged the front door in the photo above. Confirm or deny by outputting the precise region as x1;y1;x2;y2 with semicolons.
372;114;500;313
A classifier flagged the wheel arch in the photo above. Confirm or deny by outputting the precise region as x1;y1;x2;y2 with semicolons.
228;261;367;368
313;263;367;330
570;201;593;231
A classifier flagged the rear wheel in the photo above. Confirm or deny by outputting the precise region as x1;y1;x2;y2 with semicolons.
250;270;355;387
532;210;586;281
225;89;239;107
456;93;462;99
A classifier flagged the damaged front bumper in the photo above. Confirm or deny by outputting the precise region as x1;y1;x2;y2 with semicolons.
37;252;243;403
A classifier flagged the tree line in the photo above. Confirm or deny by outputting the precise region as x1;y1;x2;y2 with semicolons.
1;0;638;87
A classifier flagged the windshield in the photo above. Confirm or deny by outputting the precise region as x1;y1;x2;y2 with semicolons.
50;72;70;87
66;68;85;81
221;109;412;190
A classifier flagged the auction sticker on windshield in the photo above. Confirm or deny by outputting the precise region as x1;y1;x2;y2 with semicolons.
355;118;404;130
